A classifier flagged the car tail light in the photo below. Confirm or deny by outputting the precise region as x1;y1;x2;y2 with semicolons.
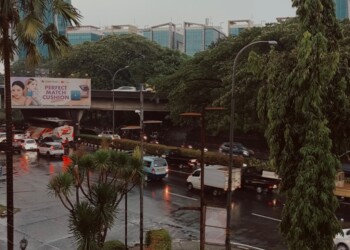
50;146;54;150
152;168;155;174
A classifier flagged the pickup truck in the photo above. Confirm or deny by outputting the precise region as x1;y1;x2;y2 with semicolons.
163;149;199;169
241;166;280;193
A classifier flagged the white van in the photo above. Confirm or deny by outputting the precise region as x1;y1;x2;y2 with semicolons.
143;156;168;181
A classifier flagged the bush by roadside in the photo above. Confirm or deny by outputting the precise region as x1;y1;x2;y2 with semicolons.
145;229;171;250
102;240;125;250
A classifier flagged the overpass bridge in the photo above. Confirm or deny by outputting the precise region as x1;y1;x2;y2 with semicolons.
0;88;169;132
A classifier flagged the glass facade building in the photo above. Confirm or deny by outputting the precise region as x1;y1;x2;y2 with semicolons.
66;26;103;46
184;22;226;56
103;25;138;36
17;0;73;60
141;23;183;50
334;0;350;20
228;20;253;37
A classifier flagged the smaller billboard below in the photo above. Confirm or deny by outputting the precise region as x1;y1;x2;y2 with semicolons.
10;77;91;109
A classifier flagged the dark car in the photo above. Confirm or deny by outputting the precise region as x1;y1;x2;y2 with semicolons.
0;139;21;154
163;149;199;169
218;142;254;157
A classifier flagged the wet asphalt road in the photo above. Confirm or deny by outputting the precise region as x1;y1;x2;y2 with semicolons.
0;151;349;249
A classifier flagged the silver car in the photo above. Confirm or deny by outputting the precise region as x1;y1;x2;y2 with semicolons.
334;228;350;250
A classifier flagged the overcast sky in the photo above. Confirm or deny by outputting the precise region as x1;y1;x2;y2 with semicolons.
73;0;296;29
0;0;296;74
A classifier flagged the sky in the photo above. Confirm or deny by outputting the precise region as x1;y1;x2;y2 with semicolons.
0;0;296;74
73;0;296;29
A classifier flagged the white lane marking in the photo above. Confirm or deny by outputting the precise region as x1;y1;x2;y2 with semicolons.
232;241;266;250
169;192;198;201
252;213;281;222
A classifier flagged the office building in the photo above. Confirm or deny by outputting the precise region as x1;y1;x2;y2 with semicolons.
184;21;226;56
17;0;72;60
142;23;183;50
66;26;103;46
103;25;138;36
334;0;350;19
228;20;253;37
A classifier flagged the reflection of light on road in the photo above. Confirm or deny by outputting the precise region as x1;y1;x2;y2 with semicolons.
163;185;172;213
49;163;54;175
19;155;29;172
164;185;170;200
62;156;72;172
268;199;277;207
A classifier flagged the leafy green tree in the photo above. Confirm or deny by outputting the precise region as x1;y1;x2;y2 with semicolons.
48;148;142;249
260;1;343;249
51;34;187;90
1;1;80;249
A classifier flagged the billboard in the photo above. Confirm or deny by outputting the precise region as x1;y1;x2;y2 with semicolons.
10;77;91;109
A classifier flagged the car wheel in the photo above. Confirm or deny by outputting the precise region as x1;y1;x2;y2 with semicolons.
46;152;51;158
256;187;263;194
187;183;193;191
337;243;349;250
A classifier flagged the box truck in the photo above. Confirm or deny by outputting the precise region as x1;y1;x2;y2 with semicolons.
186;165;241;196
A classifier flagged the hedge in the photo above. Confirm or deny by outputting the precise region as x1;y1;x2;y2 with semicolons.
145;229;171;250
102;240;125;250
78;134;270;170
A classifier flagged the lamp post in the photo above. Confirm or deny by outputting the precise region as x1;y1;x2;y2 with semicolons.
226;40;277;250
97;65;130;135
137;83;145;250
180;106;225;250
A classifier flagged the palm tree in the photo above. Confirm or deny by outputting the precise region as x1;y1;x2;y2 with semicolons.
48;149;142;249
0;1;81;249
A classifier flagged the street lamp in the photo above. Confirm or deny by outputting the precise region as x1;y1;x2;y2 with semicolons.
137;83;145;250
226;40;277;249
98;65;130;135
180;106;225;250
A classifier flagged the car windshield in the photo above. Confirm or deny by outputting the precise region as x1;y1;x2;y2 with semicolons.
26;139;36;144
154;158;167;167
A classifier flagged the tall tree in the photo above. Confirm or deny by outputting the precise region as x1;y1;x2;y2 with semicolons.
264;0;343;249
0;1;80;249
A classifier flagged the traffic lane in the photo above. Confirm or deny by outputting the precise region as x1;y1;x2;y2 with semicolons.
145;169;287;249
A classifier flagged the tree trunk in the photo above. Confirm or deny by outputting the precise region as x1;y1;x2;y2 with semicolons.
2;16;14;250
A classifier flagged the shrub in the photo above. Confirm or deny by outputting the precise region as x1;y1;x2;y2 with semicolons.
79;134;270;170
102;240;125;250
145;229;171;250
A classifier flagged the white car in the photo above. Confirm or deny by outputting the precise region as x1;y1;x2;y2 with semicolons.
334;228;350;250
37;142;64;158
98;131;121;140
112;86;137;92
20;139;38;151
